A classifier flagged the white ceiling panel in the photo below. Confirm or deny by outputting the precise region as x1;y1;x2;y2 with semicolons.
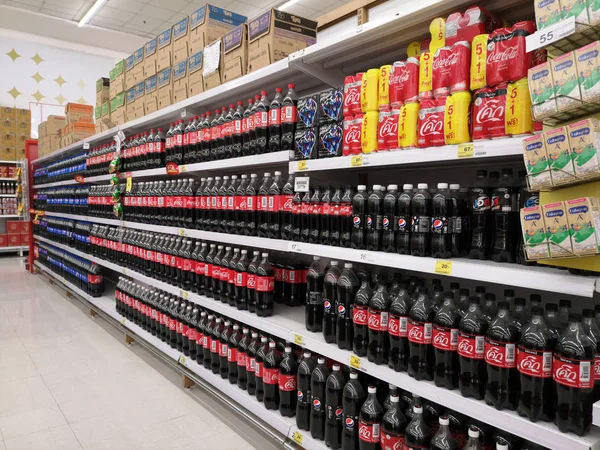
179;2;201;15
44;0;84;8
147;0;190;12
4;0;40;11
283;3;320;19
299;0;340;13
103;0;146;14
235;0;279;8
226;0;261;19
136;4;176;19
94;5;135;22
9;0;43;7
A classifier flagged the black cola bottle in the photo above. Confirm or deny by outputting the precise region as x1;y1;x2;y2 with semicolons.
306;256;325;332
325;364;345;450
279;345;298;417
404;405;431;450
310;357;329;440
358;385;383;450
433;292;461;390
381;394;407;450
337;263;359;351
458;296;488;400
323;261;341;344
342;371;366;450
407;287;434;381
297;351;316;431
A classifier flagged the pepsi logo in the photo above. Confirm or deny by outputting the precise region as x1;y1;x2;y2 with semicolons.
313;399;322;409
353;216;361;225
297;390;304;400
338;305;346;315
324;301;331;311
397;218;406;229
345;418;354;428
335;408;343;417
432;219;444;230
383;217;389;228
366;216;372;226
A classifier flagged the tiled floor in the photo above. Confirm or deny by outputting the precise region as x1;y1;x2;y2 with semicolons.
0;257;281;450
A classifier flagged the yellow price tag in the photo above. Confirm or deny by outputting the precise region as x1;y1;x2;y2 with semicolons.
180;165;187;173
293;333;304;346
297;160;307;171
350;355;361;370
350;155;363;167
183;291;189;300
292;431;303;445
457;143;474;158
122;268;127;274
434;260;453;275
179;228;185;236
126;177;133;192
121;318;126;324
179;355;186;364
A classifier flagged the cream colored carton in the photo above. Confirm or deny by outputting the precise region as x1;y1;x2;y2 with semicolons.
542;201;573;257
523;134;552;189
551;51;582;112
528;62;558;120
567;118;600;179
566;197;600;255
545;126;576;185
589;0;600;25
575;41;600;103
535;0;563;29
560;0;589;26
521;206;550;260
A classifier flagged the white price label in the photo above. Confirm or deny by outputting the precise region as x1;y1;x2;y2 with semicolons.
117;131;126;142
83;143;90;150
294;176;310;193
181;109;187;118
289;242;302;252
359;252;375;263
526;16;575;52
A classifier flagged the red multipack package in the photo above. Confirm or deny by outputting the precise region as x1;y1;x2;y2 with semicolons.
471;82;508;140
445;6;501;47
377;109;400;151
343;73;363;117
417;97;446;148
432;41;471;98
486;21;535;87
389;58;419;108
343;114;363;155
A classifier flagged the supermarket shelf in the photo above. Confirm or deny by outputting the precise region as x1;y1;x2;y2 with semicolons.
0;215;21;219
290;137;526;173
32;151;294;188
42;212;121;226
32;128;117;165
288;242;600;298
0;160;20;164
34;249;600;450
0;178;18;182
0;246;28;253
0;194;17;198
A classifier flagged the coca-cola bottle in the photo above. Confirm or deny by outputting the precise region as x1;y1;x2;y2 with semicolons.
263;341;281;410
367;274;391;365
554;313;595;435
306;256;325;332
408;287;434;380
342;371;366;450
269;87;283;152
219;321;232;379
237;327;249;390
323;261;341;344
255;336;269;402
254;91;269;153
202;314;214;369
231;101;244;158
280;174;295;240
337;263;359;351
257;172;271;237
309;186;322;244
242;99;254;155
358;385;383;450
267;171;283;239
404;405;431;450
433;291;461;390
325;364;345;450
247;250;260;313
430;416;458;450
247;332;259;395
279;345;298;417
485;301;519;410
281;83;298;150
340;185;354;248
458;296;488;400
381;394;406;450
228;323;241;384
211;317;223;374
582;309;600;401
245;173;259;236
223;104;235;159
353;271;373;357
389;280;410;372
297;351;316;431
256;253;274;317
320;186;332;245
463;428;482;450
311;357;329;440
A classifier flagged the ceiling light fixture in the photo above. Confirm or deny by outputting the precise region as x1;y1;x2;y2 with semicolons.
278;0;299;11
78;0;108;27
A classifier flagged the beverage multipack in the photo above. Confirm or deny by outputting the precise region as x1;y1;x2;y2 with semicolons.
567;118;600;180
522;134;553;189
520;205;550;260
566;197;600;255
542;201;573;257
534;0;562;30
528;62;558;120
544;126;576;185
486;21;535;87
471;83;507;140
550;51;582;112
575;41;600;103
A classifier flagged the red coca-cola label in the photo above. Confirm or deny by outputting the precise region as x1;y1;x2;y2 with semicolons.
471;84;507;140
237;351;247;367
340;203;352;217
553;354;593;389
368;310;389;331
227;346;237;363
267;195;281;213
254;111;268;128
358;420;380;444
484;338;516;368
417;97;445;148
432;41;471;97
486;21;534;86
281;194;294;212
196;332;203;345
407;320;432;344
247;274;256;289
246;196;256;211
353;305;368;325
287;270;306;284
343;75;362;116
204;335;210;349
247;357;255;373
220;267;229;282
256;276;274;292
388;314;408;338
458;332;485;359
187;328;197;342
389;58;419;107
211;264;220;279
278;373;297;391
255;361;263;378
235;272;247;287
377;110;400;151
343;115;362;156
432;324;458;351
269;107;281;126
220;343;228;358
88;274;103;284
381;433;404;450
281;105;297;123
595;356;600;381
517;346;552;378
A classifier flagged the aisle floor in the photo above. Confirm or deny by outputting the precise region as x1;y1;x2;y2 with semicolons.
0;258;281;450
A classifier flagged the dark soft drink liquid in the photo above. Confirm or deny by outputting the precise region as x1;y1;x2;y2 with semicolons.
336;263;359;351
382;184;398;253
281;83;298;150
431;183;451;259
396;184;413;254
325;364;345;450
246;332;259;395
410;183;431;257
468;170;491;260
297;351;316;431
342;371;366;450
306;256;325;332
367;274;391;365
433;292;461;390
280;174;295;240
263;341;281;410
279;346;298;417
237;328;249;390
381;394;407;450
366;185;385;251
404;405;431;450
256;253;274;317
255;336;268;402
269;87;283;152
430;416;459;450
311;358;329;440
352;271;372;357
407;287;434;380
340;186;354;248
389;281;410;372
267;171;284;239
358;385;383;450
351;186;367;249
309;186;322;244
458;297;488;400
323;261;341;344
492;169;517;263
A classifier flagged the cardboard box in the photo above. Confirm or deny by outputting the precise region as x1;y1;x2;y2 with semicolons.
0;234;7;247
96;77;110;106
157;28;173;72
38;121;47;138
20;233;30;246
6;220;20;234
222;23;247;83
173;60;188;103
0;118;13;133
48;135;60;153
66;103;94;124
566;197;600;255
126;88;137;123
145;75;159;114
0;147;16;161
134;82;145;119
0;132;15;148
14;120;30;136
125;54;136;90
101;102;115;128
144;38;158;78
133;47;144;84
189;4;247;56
46;115;66;135
157;67;172;110
0;107;15;120
7;234;19;247
15;134;28;151
109;60;125;98
188;50;204;97
21;222;30;234
248;9;317;73
173;17;190;65
575;41;600;103
551;51;582;112
203;39;222;90
15;108;30;121
110;92;126;125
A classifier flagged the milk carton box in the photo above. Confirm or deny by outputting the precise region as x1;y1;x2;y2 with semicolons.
575;41;600;103
521;206;550;260
535;0;563;29
567;118;600;179
523;134;552;189
566;197;600;255
589;0;600;25
545;126;576;185
551;51;582;112
559;0;589;26
528;62;558;120
542;201;573;257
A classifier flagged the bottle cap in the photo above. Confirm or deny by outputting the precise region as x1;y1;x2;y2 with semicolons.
313;256;321;261
330;261;338;266
269;341;275;348
303;351;311;358
262;252;268;257
357;185;366;191
373;184;382;190
403;184;413;190
350;372;358;379
417;183;428;189
275;171;281;176
388;383;396;389
450;183;460;190
468;428;480;438
388;184;398;190
285;346;292;353
413;405;423;414
437;183;448;189
332;364;340;371
317;357;326;364
439;416;449;426
367;386;377;394
496;441;509;450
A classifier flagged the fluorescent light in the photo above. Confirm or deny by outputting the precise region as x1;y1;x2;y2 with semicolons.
78;0;108;27
278;0;298;11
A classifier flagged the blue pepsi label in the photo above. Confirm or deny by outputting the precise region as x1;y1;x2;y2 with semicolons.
298;96;319;127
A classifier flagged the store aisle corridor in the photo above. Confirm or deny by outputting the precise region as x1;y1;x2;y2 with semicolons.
0;258;280;450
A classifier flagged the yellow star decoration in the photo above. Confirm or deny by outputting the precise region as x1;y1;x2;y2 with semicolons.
7;86;21;100
6;49;20;62
76;96;87;104
31;72;44;84
77;79;87;90
55;93;67;105
32;90;44;102
54;75;67;87
31;53;44;65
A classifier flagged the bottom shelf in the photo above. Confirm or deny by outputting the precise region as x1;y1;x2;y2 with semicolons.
0;246;28;253
33;261;325;450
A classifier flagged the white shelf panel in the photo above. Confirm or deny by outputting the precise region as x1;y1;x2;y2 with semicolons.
0;178;18;182
291;137;526;173
0;246;28;253
40;213;121;226
0;215;21;219
0;194;18;198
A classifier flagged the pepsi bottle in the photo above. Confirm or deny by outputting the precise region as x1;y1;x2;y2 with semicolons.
366;185;384;251
351;186;367;249
337;263;359;351
342;371;366;450
297;351;315;430
382;184;398;253
410;183;432;257
311;357;329;440
323;261;341;344
431;183;451;259
325;364;345;450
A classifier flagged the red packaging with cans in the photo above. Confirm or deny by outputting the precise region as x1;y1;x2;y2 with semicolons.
343;74;363;117
389;58;419;108
486;21;535;87
343;115;363;156
377;109;400;151
471;82;508;140
432;41;471;98
418;97;446;148
445;6;500;47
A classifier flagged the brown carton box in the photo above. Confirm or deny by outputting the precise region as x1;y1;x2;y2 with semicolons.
157;28;173;72
144;38;158;78
0;107;15;121
0;132;15;148
172;59;188;103
109;61;125;98
110;92;126;126
189;4;247;56
15;108;30;121
48;134;60;153
203;39;222;90
15;121;30;136
0;147;16;162
133;47;145;84
38;121;47;139
125;87;137;123
125;54;136;90
16;147;25;160
96;78;110;107
0;118;13;133
65;103;93;124
67;122;95;143
157;67;172;110
15;134;28;150
173;17;190;65
134;82;145;119
248;9;317;73
188;50;204;97
145;75;159;115
222;23;247;83
47;115;66;136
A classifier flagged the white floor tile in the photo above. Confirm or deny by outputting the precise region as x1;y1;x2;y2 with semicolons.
0;405;67;440
0;376;57;418
4;424;82;450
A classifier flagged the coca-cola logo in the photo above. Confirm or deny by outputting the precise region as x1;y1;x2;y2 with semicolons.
389;71;409;84
487;46;519;63
173;198;183;207
379;120;397;137
519;355;541;373
434;333;449;347
282;378;296;389
345;126;361;144
459;339;473;354
555;364;577;383
354;309;367;323
408;327;422;340
344;89;360;105
388;319;398;334
486;347;504;364
419;115;443;136
368;314;380;328
359;426;371;440
283;198;293;209
433;51;458;69
476;100;504;123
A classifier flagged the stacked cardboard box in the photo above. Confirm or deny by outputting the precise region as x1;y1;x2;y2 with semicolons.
37;115;66;157
95;77;110;133
109;60;126;126
6;221;29;246
1;107;31;161
61;103;94;147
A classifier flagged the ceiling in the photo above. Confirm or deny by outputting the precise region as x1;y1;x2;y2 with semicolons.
0;0;346;39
